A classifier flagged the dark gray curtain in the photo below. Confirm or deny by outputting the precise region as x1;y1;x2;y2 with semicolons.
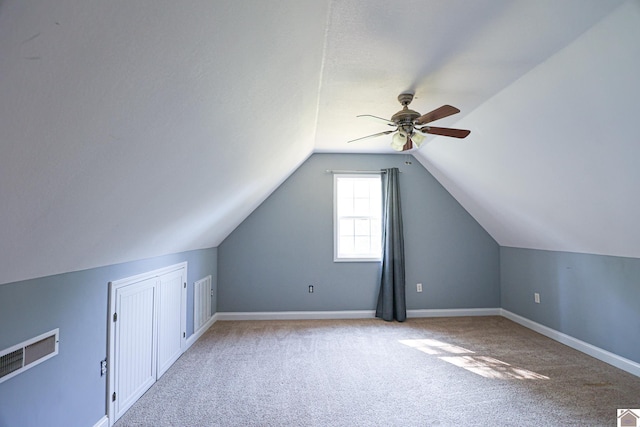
375;167;406;322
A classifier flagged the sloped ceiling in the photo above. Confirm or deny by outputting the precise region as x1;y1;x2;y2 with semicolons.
419;1;640;259
0;0;636;285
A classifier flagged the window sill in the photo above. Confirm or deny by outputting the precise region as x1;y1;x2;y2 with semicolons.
334;257;381;263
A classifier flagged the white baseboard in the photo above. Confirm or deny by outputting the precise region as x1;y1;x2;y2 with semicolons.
501;309;640;378
185;313;218;349
216;308;501;321
407;308;501;318
216;310;377;321
92;415;108;427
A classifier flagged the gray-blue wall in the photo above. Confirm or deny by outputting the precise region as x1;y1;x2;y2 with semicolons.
218;153;500;312
500;246;640;364
0;247;217;427
5;152;639;427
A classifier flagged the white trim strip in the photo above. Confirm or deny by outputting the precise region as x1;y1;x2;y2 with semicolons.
407;308;501;318
92;415;109;427
216;308;501;321
108;262;187;288
501;309;640;378
216;310;377;321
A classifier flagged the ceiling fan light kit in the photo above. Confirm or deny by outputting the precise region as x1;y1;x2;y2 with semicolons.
349;92;471;151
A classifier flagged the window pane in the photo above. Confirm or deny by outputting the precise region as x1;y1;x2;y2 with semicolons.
354;236;371;254
352;198;369;216
334;174;382;261
371;240;381;255
339;218;354;236
354;218;370;236
339;236;354;255
353;180;370;198
338;197;353;216
371;192;381;213
337;179;353;199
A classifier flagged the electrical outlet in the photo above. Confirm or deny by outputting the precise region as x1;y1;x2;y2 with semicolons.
534;292;540;304
416;283;423;293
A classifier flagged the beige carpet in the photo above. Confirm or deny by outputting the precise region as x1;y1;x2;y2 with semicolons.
114;316;640;426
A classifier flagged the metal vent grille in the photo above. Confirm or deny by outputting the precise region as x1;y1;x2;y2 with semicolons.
0;348;24;379
0;329;59;384
194;275;212;332
24;335;57;366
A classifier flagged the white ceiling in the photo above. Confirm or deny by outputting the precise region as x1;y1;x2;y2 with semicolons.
0;0;637;285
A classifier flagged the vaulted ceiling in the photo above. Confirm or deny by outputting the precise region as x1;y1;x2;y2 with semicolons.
1;0;637;285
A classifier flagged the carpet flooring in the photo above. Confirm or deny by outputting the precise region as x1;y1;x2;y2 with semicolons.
114;316;640;426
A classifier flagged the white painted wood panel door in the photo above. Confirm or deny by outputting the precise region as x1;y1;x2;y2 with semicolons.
108;262;187;426
112;277;157;422
156;267;186;378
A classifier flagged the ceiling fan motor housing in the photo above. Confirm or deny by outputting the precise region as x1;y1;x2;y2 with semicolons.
392;92;420;130
391;108;420;123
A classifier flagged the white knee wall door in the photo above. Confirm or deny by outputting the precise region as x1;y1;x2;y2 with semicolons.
107;262;187;425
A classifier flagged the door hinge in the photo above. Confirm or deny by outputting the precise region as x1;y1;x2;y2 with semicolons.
113;312;117;322
183;332;186;338
184;282;187;288
112;392;116;402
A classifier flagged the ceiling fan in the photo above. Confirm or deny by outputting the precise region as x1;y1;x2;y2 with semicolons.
348;93;471;151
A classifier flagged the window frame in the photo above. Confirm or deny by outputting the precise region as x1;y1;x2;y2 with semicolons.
333;173;382;262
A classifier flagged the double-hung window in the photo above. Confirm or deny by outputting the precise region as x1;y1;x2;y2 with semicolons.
334;174;382;261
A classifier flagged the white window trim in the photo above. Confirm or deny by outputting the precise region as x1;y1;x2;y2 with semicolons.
333;173;382;262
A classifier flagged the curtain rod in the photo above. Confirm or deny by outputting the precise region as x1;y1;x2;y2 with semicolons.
326;169;401;174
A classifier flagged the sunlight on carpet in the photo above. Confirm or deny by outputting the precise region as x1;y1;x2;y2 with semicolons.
399;338;549;380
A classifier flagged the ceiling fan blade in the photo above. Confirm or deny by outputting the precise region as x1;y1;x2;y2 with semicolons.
415;105;460;125
347;130;394;143
401;138;413;151
420;126;470;139
357;114;396;126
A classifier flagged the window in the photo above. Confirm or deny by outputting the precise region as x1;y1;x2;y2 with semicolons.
334;174;382;261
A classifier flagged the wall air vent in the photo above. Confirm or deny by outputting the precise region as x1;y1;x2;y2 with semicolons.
0;329;59;384
194;275;212;333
